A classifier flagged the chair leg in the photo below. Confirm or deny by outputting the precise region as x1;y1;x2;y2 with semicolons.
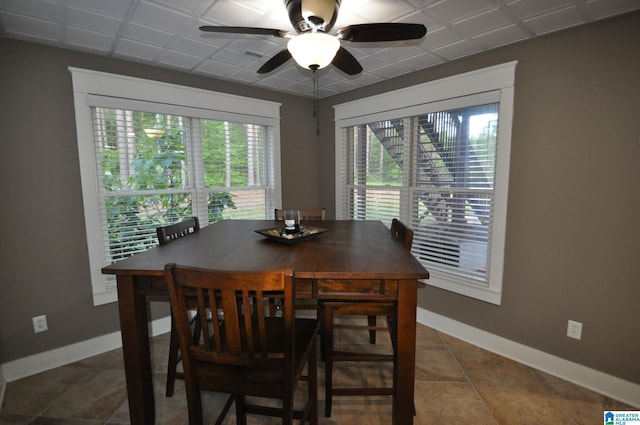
184;378;204;425
165;317;179;397
308;337;319;425
367;315;377;344
235;394;247;425
318;303;326;362
167;313;201;397
323;305;334;418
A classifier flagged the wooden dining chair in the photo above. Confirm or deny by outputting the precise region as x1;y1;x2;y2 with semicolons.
274;208;326;220
322;218;415;417
155;217;200;397
156;216;200;245
165;264;320;425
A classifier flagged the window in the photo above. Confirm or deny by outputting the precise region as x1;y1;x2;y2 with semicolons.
70;68;282;305
335;62;516;304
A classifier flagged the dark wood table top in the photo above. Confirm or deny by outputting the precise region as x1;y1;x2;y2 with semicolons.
102;219;429;281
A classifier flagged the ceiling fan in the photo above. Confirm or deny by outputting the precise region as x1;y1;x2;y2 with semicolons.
199;0;427;75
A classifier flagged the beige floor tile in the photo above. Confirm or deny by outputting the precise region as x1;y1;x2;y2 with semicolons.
0;412;34;424
68;348;124;371
475;381;578;425
437;331;478;348
414;381;497;425
331;395;393;420
449;345;539;384
2;367;92;416
415;346;468;382
416;325;445;348
530;369;635;425
40;368;127;421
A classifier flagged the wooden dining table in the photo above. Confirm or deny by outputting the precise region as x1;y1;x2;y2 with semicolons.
102;219;429;425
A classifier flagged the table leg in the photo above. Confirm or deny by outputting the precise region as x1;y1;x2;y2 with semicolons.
394;279;418;425
117;275;155;425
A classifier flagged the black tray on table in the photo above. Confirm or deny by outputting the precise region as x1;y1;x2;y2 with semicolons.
255;226;328;244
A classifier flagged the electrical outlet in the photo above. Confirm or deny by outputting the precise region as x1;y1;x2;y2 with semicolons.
32;315;48;333
567;320;582;340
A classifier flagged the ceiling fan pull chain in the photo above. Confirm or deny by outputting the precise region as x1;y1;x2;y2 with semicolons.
313;67;320;135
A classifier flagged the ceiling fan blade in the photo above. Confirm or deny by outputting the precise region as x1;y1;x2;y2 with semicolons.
332;47;363;75
337;23;427;42
199;26;289;38
257;49;293;73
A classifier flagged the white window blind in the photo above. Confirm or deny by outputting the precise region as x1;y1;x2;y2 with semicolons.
335;62;516;304
70;68;281;305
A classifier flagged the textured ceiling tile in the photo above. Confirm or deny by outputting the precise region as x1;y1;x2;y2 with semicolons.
432;38;483;60
523;6;584;35
369;61;412;79
505;0;577;20
195;57;243;76
2;12;58;40
426;0;498;23
157;49;203;69
0;0;58;20
587;0;640;17
398;51;445;69
122;22;175;47
350;0;417;22
225;67;262;84
68;0;132;19
202;1;264;26
150;0;216;16
115;38;162;60
130;2;191;32
356;52;391;70
171;36;221;56
66;26;115;51
211;47;263;67
376;44;428;62
471;23;529;48
423;25;466;49
67;6;122;34
452;8;514;36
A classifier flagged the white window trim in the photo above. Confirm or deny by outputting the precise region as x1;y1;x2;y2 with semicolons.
334;61;516;304
69;68;282;306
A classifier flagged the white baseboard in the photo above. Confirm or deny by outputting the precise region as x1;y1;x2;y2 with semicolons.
0;316;171;383
417;308;640;408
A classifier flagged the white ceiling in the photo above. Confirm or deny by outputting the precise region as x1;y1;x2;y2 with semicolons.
1;0;638;98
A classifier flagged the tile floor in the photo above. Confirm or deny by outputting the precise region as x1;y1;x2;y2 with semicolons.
1;321;634;425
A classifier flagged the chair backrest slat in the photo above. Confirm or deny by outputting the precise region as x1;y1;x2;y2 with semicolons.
156;217;200;245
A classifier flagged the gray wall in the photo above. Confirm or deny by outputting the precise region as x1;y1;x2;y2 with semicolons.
1;11;638;388
318;11;640;385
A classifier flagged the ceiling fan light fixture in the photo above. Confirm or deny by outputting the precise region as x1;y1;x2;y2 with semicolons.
287;32;340;70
